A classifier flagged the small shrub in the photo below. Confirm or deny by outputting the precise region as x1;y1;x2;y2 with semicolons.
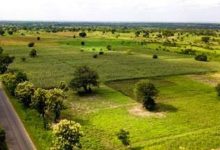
93;54;98;58
195;54;208;62
21;57;26;62
107;45;112;51
153;54;158;59
28;42;35;47
29;49;37;57
99;51;104;55
116;129;130;147
79;32;87;38
81;41;85;46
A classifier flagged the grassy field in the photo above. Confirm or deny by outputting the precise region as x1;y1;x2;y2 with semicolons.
1;29;220;149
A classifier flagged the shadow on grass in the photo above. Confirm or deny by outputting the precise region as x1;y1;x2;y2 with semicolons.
156;103;178;113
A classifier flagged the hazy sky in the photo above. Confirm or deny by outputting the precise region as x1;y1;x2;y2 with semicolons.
0;0;220;23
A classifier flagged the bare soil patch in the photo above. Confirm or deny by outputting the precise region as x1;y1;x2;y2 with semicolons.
128;104;166;118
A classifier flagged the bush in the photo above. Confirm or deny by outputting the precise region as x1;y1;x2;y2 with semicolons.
216;84;220;96
81;41;85;46
69;65;99;94
21;57;26;62
79;32;87;38
0;128;7;150
28;42;35;47
2;72;28;95
29;49;37;57
201;36;210;43
195;54;208;62
93;54;98;58
116;129;130;147
15;81;34;107
153;54;158;59
52;119;83;150
107;45;112;51
0;49;15;74
99;51;104;55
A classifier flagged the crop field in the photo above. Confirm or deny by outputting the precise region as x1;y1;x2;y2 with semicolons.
1;25;220;150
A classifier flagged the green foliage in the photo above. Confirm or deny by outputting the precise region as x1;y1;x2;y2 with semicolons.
58;81;69;91
52;119;83;150
29;49;37;57
15;81;34;107
116;129;130;147
195;54;208;62
69;66;99;94
0;128;7;150
201;36;210;43
46;88;65;122
134;81;158;110
2;73;17;95
153;54;158;59
106;45;112;51
0;48;14;74
28;42;35;47
143;96;156;111
134;80;158;102
79;32;87;38
32;88;48;117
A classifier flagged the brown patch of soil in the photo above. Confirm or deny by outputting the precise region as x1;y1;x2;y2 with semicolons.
128;105;166;118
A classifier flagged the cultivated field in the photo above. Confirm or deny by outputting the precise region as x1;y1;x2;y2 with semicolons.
1;25;220;150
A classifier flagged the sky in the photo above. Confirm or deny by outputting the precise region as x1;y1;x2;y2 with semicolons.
0;0;220;23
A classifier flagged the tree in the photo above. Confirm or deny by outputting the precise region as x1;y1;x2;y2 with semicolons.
201;36;210;43
46;88;65;122
106;45;112;51
195;54;208;62
15;81;34;107
135;31;141;37
28;42;35;47
69;66;99;94
32;88;48;117
29;49;37;57
0;29;5;36
134;81;158;111
52;119;83;150
81;41;85;46
79;32;87;38
216;84;220;96
2;72;27;95
32;88;49;129
116;129;130;147
0;48;15;74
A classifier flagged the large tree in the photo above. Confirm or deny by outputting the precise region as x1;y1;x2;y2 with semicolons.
69;66;99;94
0;48;14;74
52;119;83;150
46;88;65;122
134;81;158;111
15;81;34;107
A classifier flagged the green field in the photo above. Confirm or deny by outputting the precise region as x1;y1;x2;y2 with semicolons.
1;28;220;150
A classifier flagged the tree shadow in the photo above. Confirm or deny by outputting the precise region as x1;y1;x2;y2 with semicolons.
156;103;178;113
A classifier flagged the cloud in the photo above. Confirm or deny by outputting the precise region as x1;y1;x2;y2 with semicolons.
0;0;220;22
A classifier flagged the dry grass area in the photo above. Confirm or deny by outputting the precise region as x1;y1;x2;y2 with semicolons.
187;73;220;86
